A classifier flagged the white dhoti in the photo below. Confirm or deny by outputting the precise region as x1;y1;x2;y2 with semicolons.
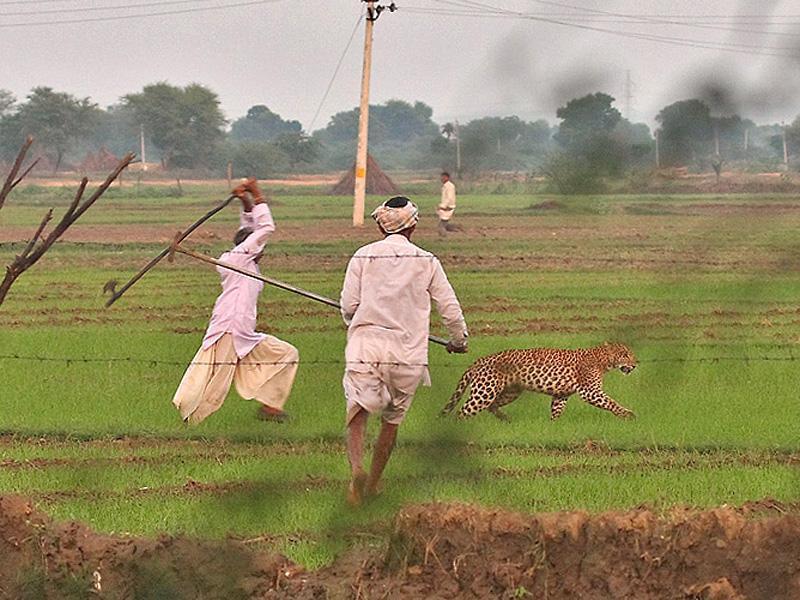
173;333;298;424
343;364;426;426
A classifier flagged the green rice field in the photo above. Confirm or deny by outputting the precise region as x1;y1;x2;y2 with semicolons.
1;182;798;566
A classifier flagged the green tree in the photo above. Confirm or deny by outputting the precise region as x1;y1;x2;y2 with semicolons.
555;92;621;150
0;87;100;171
230;105;302;143
554;92;624;175
90;104;140;158
460;116;536;170
712;115;755;161
315;99;438;144
611;119;654;167
441;122;455;140
0;90;15;118
124;82;225;169
655;99;713;166
223;141;289;178
274;133;321;167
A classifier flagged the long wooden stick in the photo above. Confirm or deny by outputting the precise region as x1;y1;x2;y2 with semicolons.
104;194;236;307
171;244;450;348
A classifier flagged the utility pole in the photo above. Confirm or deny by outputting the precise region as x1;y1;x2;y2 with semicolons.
454;119;462;176
139;124;147;172
714;123;720;156
353;1;396;227
744;128;749;153
624;70;632;121
654;129;661;169
783;122;789;169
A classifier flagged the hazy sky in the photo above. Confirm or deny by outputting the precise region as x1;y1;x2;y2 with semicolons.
3;0;800;130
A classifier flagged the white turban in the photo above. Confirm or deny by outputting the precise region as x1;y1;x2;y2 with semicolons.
371;197;419;234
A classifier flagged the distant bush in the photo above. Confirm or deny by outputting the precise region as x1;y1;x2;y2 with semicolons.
541;153;606;195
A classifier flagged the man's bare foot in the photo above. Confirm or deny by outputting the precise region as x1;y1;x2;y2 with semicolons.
347;470;368;507
257;406;289;423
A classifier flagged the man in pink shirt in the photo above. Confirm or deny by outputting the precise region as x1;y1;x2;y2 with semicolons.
172;179;298;424
340;196;468;505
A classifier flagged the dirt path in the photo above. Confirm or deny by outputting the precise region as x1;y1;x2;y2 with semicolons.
2;495;797;599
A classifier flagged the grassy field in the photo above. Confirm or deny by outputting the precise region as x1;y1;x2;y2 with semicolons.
1;183;799;567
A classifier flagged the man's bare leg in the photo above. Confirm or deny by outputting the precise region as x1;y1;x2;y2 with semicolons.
346;408;369;505
365;421;399;497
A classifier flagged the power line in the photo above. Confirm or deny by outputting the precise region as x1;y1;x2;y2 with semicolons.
0;0;133;5
416;0;800;58
424;0;800;51
0;0;285;27
0;0;220;17
307;9;365;133
403;7;800;30
524;0;800;38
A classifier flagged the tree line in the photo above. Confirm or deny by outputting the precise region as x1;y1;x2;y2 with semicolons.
0;83;795;181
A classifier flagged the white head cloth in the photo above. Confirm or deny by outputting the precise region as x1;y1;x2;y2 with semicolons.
371;197;419;234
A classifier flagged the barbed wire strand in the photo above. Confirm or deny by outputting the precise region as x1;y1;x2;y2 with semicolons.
0;353;796;368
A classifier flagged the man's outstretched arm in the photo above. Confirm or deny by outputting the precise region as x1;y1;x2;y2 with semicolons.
340;255;363;326
429;259;468;353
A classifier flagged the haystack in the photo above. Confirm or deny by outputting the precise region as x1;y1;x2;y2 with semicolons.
330;154;399;196
80;147;120;172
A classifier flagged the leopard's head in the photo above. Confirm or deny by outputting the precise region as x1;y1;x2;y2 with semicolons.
601;342;637;374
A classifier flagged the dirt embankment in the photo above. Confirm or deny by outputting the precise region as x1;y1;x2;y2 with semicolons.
1;496;798;599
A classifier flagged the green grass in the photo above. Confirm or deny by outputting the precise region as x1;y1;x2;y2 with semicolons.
1;187;799;566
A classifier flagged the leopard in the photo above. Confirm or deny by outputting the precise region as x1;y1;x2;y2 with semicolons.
441;342;637;421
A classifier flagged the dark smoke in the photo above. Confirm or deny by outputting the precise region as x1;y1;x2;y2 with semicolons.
684;0;800;122
488;29;618;116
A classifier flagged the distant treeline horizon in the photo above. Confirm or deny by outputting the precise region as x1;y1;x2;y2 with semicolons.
0;83;797;187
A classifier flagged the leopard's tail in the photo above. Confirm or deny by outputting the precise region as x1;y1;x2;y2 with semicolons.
440;369;472;416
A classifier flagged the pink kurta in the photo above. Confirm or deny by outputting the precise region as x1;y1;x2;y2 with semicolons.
202;203;275;358
340;234;468;380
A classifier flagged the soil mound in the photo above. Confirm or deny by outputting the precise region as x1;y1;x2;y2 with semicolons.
0;495;295;599
529;199;564;211
2;496;798;598
383;503;800;599
330;154;400;196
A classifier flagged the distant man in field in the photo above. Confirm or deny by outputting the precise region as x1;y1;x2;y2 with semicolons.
172;178;298;424
340;196;468;505
437;172;459;236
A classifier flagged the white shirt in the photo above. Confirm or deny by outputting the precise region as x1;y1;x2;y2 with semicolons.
340;234;467;376
438;180;457;220
202;203;275;358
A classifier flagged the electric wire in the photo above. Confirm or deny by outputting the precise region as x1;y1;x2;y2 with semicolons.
524;0;800;38
307;8;365;133
402;6;800;29
424;0;799;51
0;0;221;17
0;0;285;28
419;0;800;58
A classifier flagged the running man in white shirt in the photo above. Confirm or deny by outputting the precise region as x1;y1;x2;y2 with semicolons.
172;179;299;425
437;172;458;237
340;196;468;505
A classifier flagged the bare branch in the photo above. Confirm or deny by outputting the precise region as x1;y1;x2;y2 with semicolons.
64;177;89;223
0;137;35;211
18;209;53;262
32;179;88;259
72;154;134;222
10;157;41;190
0;151;135;307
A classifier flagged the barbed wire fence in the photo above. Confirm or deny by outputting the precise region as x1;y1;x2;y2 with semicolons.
0;352;797;369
